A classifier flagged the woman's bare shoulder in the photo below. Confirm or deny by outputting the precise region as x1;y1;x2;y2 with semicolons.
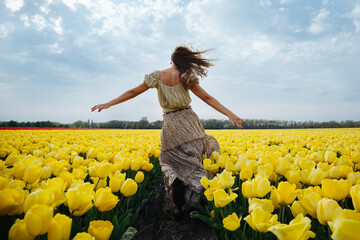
159;68;180;86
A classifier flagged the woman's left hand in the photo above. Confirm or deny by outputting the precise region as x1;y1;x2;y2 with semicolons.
228;112;246;129
91;103;110;112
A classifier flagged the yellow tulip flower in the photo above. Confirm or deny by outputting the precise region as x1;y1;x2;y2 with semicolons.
73;232;95;240
24;189;52;213
244;208;279;233
240;165;253;181
248;198;274;213
308;168;327;186
88;220;114;240
271;181;300;208
200;177;210;189
289;200;306;217
325;151;337;164
94;187;119;212
203;158;220;173
48;213;72;240
218;170;235;189
66;186;94;216
222;212;242;231
24;204;53;236
329;208;360;240
213;189;237;208
299;192;322;218
268;213;315;240
109;171;126;192
316;198;341;225
98;162;112;179
350;185;360;212
0;188;25;216
8;219;34;240
120;178;138;197
242;175;272;199
321;179;352;201
135;171;145;183
23;164;42;184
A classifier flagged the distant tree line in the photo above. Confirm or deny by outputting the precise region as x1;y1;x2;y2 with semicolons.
1;118;359;129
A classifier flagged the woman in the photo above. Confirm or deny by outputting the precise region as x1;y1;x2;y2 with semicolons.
91;45;245;220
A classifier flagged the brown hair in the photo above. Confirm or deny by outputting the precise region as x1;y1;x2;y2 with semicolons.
171;45;214;89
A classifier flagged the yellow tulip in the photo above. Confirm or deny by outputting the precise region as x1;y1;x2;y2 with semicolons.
141;162;154;172
352;152;360;164
40;166;52;180
350;185;360;212
88;220;114;240
0;188;25;216
60;171;75;189
24;189;52;213
248;198;274;213
289;201;306;217
329;208;360;240
203;158;220;172
316;198;341;225
256;163;274;178
120;178;138;197
73;168;87;180
242;175;272;199
321;179;352;201
222;212;242;231
98;162;112;179
130;158;143;172
5;153;19;166
213;189;237;208
24;204;53;236
8;219;34;240
48;213;72;240
73;232;95;240
23;164;42;184
109;171;126;192
66;184;94;216
240;165;253;180
244;208;279;233
325;151;337;164
94;187;119;212
270;182;300;208
299;192;322;218
284;170;301;185
135;171;145;183
268;213;315;240
0;176;8;190
308;168;327;186
200;177;210;189
218;170;235;189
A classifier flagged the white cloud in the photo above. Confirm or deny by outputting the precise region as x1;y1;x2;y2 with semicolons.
48;43;64;54
308;8;330;34
347;4;360;32
50;17;63;35
5;0;24;12
0;24;9;38
31;15;47;31
260;0;272;7
185;0;221;38
280;0;296;4
61;0;183;36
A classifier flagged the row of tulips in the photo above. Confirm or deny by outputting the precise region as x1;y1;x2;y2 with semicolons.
192;128;360;240
0;130;162;240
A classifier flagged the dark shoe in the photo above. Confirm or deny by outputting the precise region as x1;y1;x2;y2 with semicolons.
173;204;184;222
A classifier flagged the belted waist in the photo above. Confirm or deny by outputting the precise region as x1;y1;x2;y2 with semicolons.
163;107;191;116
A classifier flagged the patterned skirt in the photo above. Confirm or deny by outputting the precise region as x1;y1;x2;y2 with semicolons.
160;108;220;206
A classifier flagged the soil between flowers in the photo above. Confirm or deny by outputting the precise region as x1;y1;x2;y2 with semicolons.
133;174;217;240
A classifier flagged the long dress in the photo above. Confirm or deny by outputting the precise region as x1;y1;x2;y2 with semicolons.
144;70;220;206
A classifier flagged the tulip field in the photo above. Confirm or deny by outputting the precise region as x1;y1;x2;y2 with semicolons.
1;128;360;240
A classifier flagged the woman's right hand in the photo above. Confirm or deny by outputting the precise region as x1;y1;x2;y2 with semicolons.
91;103;110;112
228;112;246;129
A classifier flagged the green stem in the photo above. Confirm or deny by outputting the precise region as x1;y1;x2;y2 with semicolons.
94;178;100;190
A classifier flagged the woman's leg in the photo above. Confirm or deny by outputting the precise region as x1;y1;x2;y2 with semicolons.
173;178;185;208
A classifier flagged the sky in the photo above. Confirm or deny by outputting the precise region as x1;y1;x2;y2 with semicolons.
0;0;359;123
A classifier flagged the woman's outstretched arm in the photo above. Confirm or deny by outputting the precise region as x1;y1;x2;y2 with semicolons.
190;83;246;129
91;82;149;112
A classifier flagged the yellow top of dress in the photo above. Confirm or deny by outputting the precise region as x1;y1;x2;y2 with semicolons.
144;70;198;113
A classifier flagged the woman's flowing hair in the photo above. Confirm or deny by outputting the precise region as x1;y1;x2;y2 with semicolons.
171;45;214;89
